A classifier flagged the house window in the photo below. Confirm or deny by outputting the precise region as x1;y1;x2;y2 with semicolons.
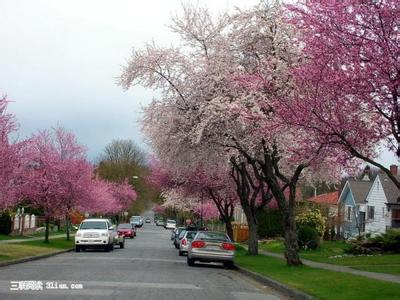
367;206;375;220
382;207;385;218
347;206;352;221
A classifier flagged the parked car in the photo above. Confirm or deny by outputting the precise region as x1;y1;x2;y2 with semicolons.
111;226;125;249
75;218;115;252
171;227;178;240
156;219;165;227
179;230;197;256
173;227;187;249
145;218;151;223
165;219;176;230
187;231;235;268
130;216;143;228
117;223;136;239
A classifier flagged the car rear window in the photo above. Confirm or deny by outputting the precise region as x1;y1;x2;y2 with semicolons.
117;224;132;229
178;230;187;238
196;232;230;242
167;220;176;224
80;221;107;230
186;231;197;239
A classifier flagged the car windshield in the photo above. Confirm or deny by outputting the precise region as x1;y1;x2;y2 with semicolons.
178;230;187;238
131;216;141;220
196;232;230;242
80;221;107;230
186;231;197;240
117;224;132;229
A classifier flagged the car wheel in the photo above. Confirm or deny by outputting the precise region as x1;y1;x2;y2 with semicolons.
131;236;134;239
105;245;110;252
223;261;234;269
110;243;114;251
75;245;80;252
119;241;124;249
187;257;195;266
178;250;183;256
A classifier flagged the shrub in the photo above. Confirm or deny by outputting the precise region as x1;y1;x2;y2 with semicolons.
296;208;326;237
298;225;319;249
345;229;400;254
0;212;12;235
257;209;284;238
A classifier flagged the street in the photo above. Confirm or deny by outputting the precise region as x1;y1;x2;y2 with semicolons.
0;219;286;300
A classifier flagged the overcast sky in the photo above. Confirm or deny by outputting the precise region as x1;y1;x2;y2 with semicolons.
0;0;397;166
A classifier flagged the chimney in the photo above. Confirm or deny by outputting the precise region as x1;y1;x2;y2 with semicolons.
390;165;398;176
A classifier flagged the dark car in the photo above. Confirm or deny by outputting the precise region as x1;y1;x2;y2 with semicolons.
117;223;136;239
173;227;187;249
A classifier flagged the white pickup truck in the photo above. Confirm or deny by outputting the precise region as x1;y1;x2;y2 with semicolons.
75;219;124;252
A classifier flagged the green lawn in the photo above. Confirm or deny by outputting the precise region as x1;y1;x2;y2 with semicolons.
235;246;400;300
258;240;400;276
0;238;74;262
0;234;26;241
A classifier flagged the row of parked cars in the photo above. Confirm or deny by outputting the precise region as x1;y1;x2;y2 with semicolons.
74;217;142;252
170;226;236;268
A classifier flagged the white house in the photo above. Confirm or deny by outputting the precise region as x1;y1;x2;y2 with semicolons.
363;173;393;235
338;165;400;238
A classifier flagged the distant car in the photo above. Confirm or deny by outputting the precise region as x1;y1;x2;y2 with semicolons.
173;227;186;249
145;218;151;223
165;219;176;230
179;230;197;256
130;216;143;228
75;218;114;252
187;231;235;268
117;223;136;239
156;219;165;226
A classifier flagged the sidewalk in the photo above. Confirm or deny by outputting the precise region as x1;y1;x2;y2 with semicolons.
259;249;400;284
0;234;73;244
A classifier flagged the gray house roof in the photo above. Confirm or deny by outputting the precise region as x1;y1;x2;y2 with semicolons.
347;179;373;204
378;174;400;205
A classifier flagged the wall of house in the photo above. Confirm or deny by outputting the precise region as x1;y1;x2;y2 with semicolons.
341;188;359;237
365;177;388;235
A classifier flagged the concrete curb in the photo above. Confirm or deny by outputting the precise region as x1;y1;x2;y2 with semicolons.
236;265;315;300
0;248;74;268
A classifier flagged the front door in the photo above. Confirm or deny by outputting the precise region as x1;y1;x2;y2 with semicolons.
359;212;366;233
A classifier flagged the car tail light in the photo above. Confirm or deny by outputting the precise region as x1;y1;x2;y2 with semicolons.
181;238;187;246
191;240;205;248
221;243;235;251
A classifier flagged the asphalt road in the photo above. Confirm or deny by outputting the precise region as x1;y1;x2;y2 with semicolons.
0;218;287;299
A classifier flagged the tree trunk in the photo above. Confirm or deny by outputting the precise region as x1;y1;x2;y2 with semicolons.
225;218;234;241
282;210;302;266
45;217;50;243
66;215;70;241
247;218;259;255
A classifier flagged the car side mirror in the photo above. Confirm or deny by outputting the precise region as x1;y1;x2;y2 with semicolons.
109;226;113;230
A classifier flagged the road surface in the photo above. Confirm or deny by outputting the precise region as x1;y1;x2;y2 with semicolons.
0;218;287;299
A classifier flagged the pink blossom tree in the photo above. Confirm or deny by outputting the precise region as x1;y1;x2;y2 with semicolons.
0;96;27;210
119;3;344;264
287;0;400;187
83;178;122;216
111;179;137;211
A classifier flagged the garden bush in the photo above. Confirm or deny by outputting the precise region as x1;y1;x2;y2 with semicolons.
296;208;326;237
298;225;319;249
346;229;400;254
0;212;12;235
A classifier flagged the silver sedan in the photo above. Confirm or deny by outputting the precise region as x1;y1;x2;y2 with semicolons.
187;231;235;268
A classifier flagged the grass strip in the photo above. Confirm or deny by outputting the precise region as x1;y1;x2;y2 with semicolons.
235;246;400;300
0;238;74;262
